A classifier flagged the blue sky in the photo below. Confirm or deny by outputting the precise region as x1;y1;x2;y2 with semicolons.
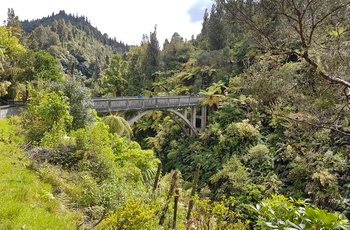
1;0;213;46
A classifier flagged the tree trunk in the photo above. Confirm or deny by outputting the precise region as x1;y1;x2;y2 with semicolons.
152;161;162;194
159;170;178;226
173;188;180;229
186;164;201;220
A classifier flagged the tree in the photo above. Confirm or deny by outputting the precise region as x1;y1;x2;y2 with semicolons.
16;50;63;101
123;45;148;95
17;50;63;82
196;8;210;50
0;26;25;98
100;53;127;96
208;3;227;50
142;25;160;82
21;88;73;143
220;0;350;86
96;199;158;230
162;32;193;70
27;25;60;50
6;8;23;39
50;73;94;130
220;0;350;137
199;80;226;112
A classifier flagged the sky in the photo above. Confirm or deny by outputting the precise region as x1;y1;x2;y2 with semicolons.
0;0;213;46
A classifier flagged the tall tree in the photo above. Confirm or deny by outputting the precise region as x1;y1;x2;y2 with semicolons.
0;26;25;99
161;32;193;70
208;3;227;50
6;8;23;39
143;25;160;82
123;45;148;95
100;53;127;96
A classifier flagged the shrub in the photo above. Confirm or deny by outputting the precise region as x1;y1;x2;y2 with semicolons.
21;89;72;143
251;195;350;229
96;198;159;230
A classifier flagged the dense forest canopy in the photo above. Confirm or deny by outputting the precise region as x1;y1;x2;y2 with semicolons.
1;1;350;229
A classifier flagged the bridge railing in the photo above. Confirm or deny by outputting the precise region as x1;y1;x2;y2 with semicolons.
92;95;203;112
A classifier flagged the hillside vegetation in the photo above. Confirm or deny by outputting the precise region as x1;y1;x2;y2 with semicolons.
1;1;350;229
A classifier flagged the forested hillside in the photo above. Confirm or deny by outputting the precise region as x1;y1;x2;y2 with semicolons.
20;10;128;79
1;1;350;229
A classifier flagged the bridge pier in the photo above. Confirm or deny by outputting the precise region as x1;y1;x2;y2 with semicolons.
191;107;196;135
185;106;207;135
200;106;207;130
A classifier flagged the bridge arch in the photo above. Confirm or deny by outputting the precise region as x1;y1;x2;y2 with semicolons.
127;109;199;136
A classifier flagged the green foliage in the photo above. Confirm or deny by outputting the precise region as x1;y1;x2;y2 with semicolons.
21;88;72;143
207;3;227;50
2;2;350;228
252;195;350;230
102;114;132;139
80;173;101;206
50;74;95;130
142;26;160;81
226;119;260;143
0;25;26;97
22;11;128;78
115;140;160;179
162;33;193;69
100;53;127;96
17;50;63;83
0;116;23;143
243;144;273;172
210;155;247;196
212;100;248;127
199;80;226;110
27;25;60;50
68;121;115;179
6;8;23;38
97;198;159;230
189;195;248;229
122;45;149;95
0;26;25;59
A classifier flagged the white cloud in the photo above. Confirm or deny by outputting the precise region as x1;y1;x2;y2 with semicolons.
0;0;206;46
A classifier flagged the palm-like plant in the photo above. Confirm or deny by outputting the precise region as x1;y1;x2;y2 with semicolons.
199;80;227;111
102;114;133;140
151;80;168;94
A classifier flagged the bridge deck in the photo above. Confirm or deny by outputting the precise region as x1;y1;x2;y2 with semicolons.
92;95;203;112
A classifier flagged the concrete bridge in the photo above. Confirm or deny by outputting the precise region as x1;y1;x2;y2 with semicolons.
1;95;207;136
0;105;23;119
92;95;207;136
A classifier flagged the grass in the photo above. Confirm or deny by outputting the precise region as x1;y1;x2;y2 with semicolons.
0;118;81;229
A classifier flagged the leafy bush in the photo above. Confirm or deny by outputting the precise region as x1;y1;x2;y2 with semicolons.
69;121;115;179
97;198;159;230
188;195;248;230
243;144;273;171
226;119;260;143
210;155;248;195
251;195;350;229
21;88;72;143
50;75;95;130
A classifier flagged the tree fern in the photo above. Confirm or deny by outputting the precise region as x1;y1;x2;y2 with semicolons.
102;114;133;140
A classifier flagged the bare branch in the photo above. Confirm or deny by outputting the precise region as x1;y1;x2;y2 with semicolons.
301;51;350;88
274;113;350;137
